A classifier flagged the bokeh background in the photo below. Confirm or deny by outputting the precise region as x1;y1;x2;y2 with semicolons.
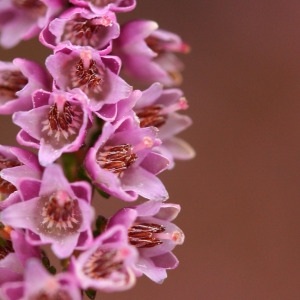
1;1;300;299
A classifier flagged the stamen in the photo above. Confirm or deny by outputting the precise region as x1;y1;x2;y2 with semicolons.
41;101;81;142
0;70;28;102
96;144;137;175
12;0;47;15
63;15;113;48
71;58;104;94
29;290;72;300
128;223;166;248
145;35;190;54
41;192;80;231
136;104;167;128
83;248;123;279
0;156;22;196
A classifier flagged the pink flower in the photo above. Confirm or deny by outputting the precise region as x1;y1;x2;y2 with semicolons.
0;229;41;286
45;45;132;114
13;89;90;166
0;164;94;259
107;200;184;283
69;225;137;292
114;20;190;87
0;145;42;205
0;58;51;114
84;116;169;201
40;7;120;54
134;82;195;169
0;258;81;300
0;0;66;48
69;0;136;14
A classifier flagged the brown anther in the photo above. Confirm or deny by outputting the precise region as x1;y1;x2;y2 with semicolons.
28;290;72;300
73;59;104;92
96;144;137;175
47;101;75;133
42;193;79;230
136;104;167;128
12;0;47;15
0;70;28;101
83;248;123;279
64;16;107;47
128;223;166;248
145;35;167;54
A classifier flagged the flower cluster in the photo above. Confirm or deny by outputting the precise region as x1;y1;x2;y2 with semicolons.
0;1;194;299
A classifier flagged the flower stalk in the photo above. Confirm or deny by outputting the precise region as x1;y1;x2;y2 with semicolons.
0;1;194;299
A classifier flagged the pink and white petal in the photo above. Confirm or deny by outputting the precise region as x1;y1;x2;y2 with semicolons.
122;167;168;201
161;136;196;160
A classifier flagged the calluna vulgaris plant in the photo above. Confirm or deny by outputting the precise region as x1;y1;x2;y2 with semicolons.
0;1;195;299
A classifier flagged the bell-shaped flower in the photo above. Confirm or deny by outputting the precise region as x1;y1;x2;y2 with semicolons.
0;258;81;300
40;7;120;54
69;225;137;292
84;116;169;201
114;20;190;87
0;0;66;48
107;200;184;283
134;82;195;168
0;164;94;259
45;45;132;116
0;58;51;114
13;89;90;166
0;145;42;205
69;0;136;14
0;227;41;286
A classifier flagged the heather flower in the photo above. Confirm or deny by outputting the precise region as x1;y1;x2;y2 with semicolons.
13;89;90;166
134;82;195;169
0;0;66;48
107;200;184;283
114;20;190;87
40;7;120;54
84;116;169;201
0;145;42;203
69;0;136;14
0;58;51;114
0;258;82;300
0;164;94;259
45;45;132;114
69;225;137;292
0;228;41;285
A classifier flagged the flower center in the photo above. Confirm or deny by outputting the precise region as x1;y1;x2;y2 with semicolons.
29;290;72;300
41;101;82;142
83;248;123;279
0;70;28;102
63;15;113;48
128;223;166;248
0;156;22;197
71;58;104;95
41;192;80;231
12;0;47;15
96;144;137;175
136;105;167;128
0;239;14;260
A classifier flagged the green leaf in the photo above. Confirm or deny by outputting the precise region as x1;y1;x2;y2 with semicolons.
0;237;7;247
85;289;97;300
48;266;57;275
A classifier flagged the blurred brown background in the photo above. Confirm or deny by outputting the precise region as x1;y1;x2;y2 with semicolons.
1;1;300;299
